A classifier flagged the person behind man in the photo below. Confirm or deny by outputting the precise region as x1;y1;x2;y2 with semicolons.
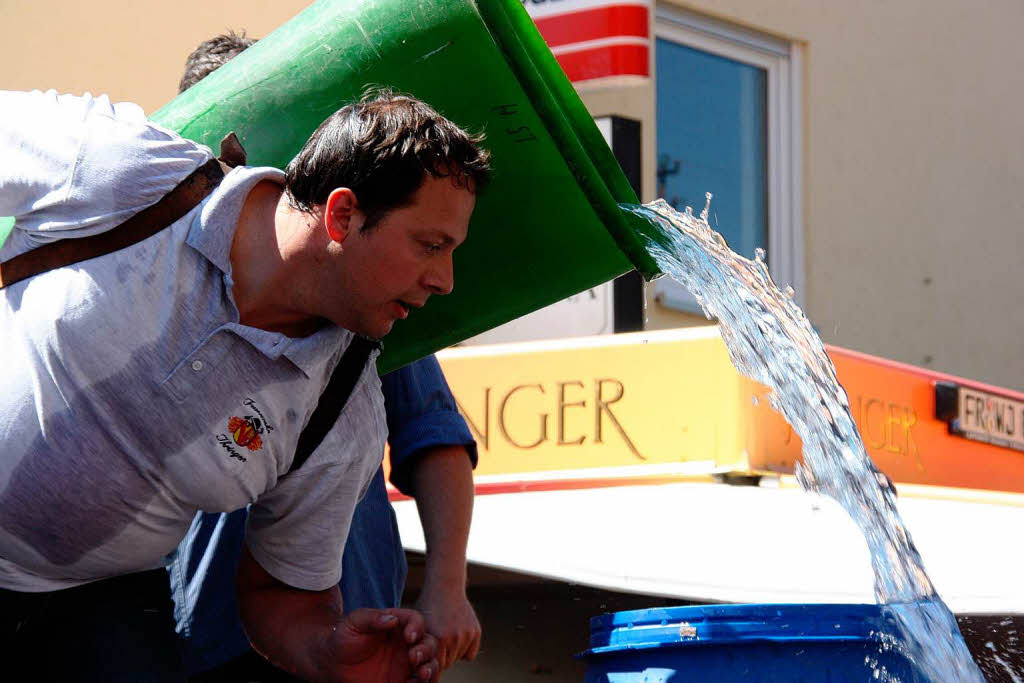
0;84;490;681
169;31;482;679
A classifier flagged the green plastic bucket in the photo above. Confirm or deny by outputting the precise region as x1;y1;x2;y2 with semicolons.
0;217;14;250
151;0;659;372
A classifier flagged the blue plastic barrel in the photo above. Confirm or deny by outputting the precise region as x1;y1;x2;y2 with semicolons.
581;603;929;682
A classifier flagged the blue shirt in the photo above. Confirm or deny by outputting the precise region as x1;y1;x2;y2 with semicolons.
169;354;477;675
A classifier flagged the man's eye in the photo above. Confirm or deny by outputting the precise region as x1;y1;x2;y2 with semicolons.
422;242;442;254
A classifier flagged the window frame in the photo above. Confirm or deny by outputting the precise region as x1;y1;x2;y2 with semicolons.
653;4;805;307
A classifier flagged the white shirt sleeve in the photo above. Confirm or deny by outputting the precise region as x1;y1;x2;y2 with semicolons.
0;89;213;259
244;374;387;592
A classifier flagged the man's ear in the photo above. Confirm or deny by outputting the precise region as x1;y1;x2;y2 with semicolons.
323;187;359;244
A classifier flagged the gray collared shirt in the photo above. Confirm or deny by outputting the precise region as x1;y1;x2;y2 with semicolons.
0;90;385;592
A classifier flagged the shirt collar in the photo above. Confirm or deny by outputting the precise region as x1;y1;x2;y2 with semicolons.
187;166;361;378
281;325;355;378
217;321;359;379
186;165;285;278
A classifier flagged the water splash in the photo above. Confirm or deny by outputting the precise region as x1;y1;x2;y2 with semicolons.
627;197;984;682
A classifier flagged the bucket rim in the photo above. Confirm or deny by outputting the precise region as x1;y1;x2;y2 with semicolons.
582;602;924;657
475;0;662;281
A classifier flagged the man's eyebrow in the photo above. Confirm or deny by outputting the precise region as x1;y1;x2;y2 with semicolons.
419;230;458;246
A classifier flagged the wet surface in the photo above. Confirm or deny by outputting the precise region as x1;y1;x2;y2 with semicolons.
958;614;1024;682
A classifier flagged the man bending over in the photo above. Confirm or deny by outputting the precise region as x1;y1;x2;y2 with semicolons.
0;85;489;681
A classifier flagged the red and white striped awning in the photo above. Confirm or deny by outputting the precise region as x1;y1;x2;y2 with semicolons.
523;0;651;83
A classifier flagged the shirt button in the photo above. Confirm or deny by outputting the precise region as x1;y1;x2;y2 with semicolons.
191;360;204;372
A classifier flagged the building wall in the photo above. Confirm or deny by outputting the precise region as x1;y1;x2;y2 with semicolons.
3;0;1022;388
0;0;307;113
578;0;1024;388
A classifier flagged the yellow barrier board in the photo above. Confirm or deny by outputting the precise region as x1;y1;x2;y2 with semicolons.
385;328;1024;495
439;328;749;480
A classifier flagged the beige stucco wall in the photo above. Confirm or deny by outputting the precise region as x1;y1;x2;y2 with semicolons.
0;0;307;113
3;0;1022;388
587;0;1024;389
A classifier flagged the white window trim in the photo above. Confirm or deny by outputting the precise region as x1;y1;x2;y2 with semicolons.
653;5;805;308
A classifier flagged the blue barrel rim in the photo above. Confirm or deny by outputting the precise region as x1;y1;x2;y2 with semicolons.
583;602;907;657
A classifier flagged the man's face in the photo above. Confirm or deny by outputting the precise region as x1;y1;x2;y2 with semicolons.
329;175;475;338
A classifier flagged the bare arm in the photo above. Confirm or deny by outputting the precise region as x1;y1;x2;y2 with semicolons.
410;445;480;669
236;543;440;682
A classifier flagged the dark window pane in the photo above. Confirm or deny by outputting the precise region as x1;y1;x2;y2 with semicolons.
656;38;768;260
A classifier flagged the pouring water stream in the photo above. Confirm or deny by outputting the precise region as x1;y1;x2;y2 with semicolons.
628;196;984;682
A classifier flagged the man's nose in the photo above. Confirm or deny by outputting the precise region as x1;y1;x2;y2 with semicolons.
424;255;454;295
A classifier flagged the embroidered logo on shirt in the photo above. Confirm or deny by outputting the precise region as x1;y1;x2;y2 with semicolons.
227;415;264;451
242;398;275;434
215;399;275;463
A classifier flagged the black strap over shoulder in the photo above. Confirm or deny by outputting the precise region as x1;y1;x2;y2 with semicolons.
0;132;246;290
289;336;380;475
0;159;225;289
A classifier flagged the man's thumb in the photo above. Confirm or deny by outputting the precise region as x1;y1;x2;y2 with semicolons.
346;608;400;634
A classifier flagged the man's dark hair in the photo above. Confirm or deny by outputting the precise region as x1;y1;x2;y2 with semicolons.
284;88;491;231
178;30;257;93
180;33;491;229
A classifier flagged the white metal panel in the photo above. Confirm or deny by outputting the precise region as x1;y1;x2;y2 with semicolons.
395;482;1024;613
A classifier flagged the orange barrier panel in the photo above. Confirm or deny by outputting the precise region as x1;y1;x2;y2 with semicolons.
751;346;1024;494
